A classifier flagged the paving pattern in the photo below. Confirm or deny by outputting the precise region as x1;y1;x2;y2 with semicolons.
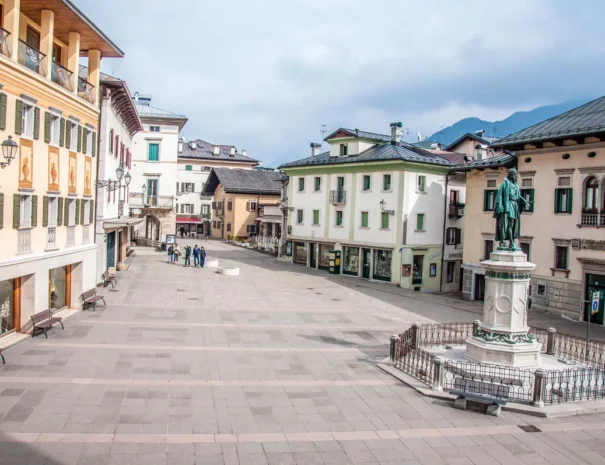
1;240;605;464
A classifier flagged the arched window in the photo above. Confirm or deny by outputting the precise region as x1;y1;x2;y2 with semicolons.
585;176;599;209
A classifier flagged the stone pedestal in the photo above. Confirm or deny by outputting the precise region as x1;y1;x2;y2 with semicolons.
466;250;542;367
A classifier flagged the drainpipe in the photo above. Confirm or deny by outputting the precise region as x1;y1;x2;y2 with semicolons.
439;172;452;292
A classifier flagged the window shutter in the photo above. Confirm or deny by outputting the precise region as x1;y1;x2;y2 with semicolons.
65;120;71;148
554;188;560;213
59;117;65;147
82;128;88;154
33;107;40;140
44;111;51;143
176;182;180;193
116;136;120;158
92;132;97;157
13;194;19;228
455;228;461;245
246;201;250;212
31;195;38;227
15;100;23;135
0;93;7;130
42;196;48;227
57;197;63;226
109;129;114;154
567;189;573;214
75;199;80;225
89;200;94;224
64;198;69;226
80;199;85;225
0;193;3;229
483;190;488;212
77;125;82;152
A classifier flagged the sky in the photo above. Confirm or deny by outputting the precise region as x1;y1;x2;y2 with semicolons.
77;0;605;167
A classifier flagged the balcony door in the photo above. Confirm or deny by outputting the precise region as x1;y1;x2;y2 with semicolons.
147;179;158;206
337;176;344;191
26;27;40;49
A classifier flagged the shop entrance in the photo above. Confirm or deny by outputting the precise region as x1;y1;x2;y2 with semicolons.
0;278;20;335
50;265;70;309
474;273;485;301
107;232;116;268
362;248;371;279
585;273;605;325
309;243;317;268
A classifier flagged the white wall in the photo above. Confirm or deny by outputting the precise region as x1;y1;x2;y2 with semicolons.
290;174;330;240
175;163;211;216
404;171;445;245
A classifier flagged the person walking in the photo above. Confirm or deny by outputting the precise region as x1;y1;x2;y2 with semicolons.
184;245;192;267
180;226;185;238
193;245;200;267
200;247;207;268
167;244;174;264
173;243;180;263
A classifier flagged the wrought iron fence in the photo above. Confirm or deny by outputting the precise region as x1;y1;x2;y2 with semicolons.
528;327;549;353
417;322;473;346
329;190;346;205
544;367;605;404
394;347;435;387
51;61;74;92
78;77;95;104
0;26;11;58
18;40;46;76
553;331;605;366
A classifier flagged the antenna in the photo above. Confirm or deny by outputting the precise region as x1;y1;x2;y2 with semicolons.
320;125;327;149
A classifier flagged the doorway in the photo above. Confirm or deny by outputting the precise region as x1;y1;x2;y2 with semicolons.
310;243;317;268
474;273;485;301
362;248;371;279
117;230;123;263
585;273;605;324
107;232;116;269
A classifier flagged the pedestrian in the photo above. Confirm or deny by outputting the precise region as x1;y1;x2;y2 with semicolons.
167;244;174;264
193;245;200;267
200;247;207;268
184;244;192;267
173;243;180;263
180;226;185;238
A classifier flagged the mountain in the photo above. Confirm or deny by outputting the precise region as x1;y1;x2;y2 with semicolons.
427;99;592;146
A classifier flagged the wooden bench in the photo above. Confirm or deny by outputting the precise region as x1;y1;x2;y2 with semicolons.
126;246;136;257
82;289;106;311
449;377;509;416
102;270;118;288
31;309;64;339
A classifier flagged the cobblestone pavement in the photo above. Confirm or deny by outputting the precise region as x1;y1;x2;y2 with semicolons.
1;240;605;464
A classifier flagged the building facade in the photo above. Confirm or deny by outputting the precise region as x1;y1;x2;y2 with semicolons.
0;0;121;336
128;94;187;244
441;172;466;293
280;125;453;291
175;139;258;237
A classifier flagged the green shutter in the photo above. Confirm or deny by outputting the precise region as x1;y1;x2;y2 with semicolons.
77;125;82;152
567;189;573;214
483;190;489;212
33;107;40;140
42;196;48;227
65;120;71;148
554;188;560;213
31;195;38;227
57;197;63;226
75;199;80;225
80;199;85;225
82;128;88;154
64;198;69;226
417;214;424;230
381;213;389;229
59;118;65;147
0;93;7;130
44;111;51;143
89;199;94;224
529;189;535;213
92;132;97;157
14;100;23;135
13;194;19;228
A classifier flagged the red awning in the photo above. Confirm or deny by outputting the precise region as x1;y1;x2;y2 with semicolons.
176;217;202;224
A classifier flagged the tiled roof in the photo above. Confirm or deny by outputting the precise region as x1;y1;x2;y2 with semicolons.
445;133;499;151
324;127;392;143
134;103;187;119
450;153;516;172
179;139;258;163
202;168;283;196
494;96;605;147
425;149;467;164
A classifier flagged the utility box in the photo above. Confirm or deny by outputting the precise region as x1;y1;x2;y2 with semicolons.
329;250;341;274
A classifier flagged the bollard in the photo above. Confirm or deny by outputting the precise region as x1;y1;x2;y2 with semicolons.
389;335;400;364
546;327;557;355
433;356;445;392
473;319;481;336
412;322;421;349
532;368;546;408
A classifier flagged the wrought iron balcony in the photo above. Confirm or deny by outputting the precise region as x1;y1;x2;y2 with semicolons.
51;61;74;92
448;204;465;219
329;190;347;205
0;27;11;58
18;40;47;76
78;77;95;104
18;229;31;254
46;227;57;250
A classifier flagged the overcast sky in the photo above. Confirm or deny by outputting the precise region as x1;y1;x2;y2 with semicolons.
78;0;605;166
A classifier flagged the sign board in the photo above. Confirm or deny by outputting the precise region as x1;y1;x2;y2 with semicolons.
429;251;441;260
572;239;605;251
592;291;600;315
402;265;412;277
447;251;463;260
571;238;581;250
166;234;176;245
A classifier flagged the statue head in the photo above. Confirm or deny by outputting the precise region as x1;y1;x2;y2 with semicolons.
507;168;518;183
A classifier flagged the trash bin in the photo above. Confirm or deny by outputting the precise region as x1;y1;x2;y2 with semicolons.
161;242;166;252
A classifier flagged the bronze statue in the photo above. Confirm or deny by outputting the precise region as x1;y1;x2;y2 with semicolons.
494;168;530;251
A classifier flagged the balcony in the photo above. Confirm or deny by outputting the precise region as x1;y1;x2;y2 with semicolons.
0;27;11;58
201;213;211;220
78;77;95;104
82;225;90;244
448;204;465;219
67;226;76;247
46;227;57;250
17;40;47;76
129;194;174;210
51;61;74;92
581;209;599;227
330;190;347;205
17;229;31;254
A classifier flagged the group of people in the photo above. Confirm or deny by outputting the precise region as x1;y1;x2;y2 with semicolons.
167;243;207;267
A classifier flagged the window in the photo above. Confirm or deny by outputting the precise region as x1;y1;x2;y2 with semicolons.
585;177;599;209
247;201;257;212
202;166;211;171
484;189;497;212
180;204;194;214
201;205;210;216
70;122;78;151
412;255;424;285
484;240;494;260
383;174;392;191
68;199;76;226
312;209;320;225
296;209;304;224
149;125;160;132
49;113;60;146
417;175;426;193
555;246;568;270
449;190;459;206
486;179;497;189
521;188;534;213
520;242;531;261
416;213;424;231
555;188;573;213
85;130;93;155
340;143;348;156
21;103;35;138
247;224;256;234
19;195;32;228
83;200;91;225
314;177;321;192
335;210;343;226
185;165;192;171
380;212;389;229
298;177;305;192
446;227;461;245
227;200;232;211
521;178;534;188
226;223;232;232
362;175;371;191
361;211;369;228
180;182;195;193
148;143;160;161
48;197;58;226
446;262;455;283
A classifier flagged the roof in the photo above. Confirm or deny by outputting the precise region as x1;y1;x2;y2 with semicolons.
493;96;605;148
324;127;392;143
413;140;444;149
133;101;188;131
445;133;499;151
279;141;455;169
424;149;467;164
450;153;516;172
202;168;283;196
179;140;258;163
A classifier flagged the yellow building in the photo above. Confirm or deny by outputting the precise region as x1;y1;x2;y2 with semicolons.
0;0;122;338
202;168;282;240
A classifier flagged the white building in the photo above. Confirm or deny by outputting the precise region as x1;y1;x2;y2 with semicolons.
94;73;143;279
128;94;188;244
175;139;258;237
441;172;466;292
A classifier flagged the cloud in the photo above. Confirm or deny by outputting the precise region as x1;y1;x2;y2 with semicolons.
77;0;605;166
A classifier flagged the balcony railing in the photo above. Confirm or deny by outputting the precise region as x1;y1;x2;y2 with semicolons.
18;229;31;254
448;204;465;219
601;212;605;227
330;190;347;205
82;225;90;244
0;27;11;58
201;213;211;220
67;226;76;247
129;194;174;209
51;60;74;92
46;227;57;250
18;40;47;76
78;77;95;104
581;209;599;226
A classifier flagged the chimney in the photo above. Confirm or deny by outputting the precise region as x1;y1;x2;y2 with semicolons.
242;149;247;157
390;122;403;145
310;142;321;157
178;137;183;153
230;146;235;156
475;129;485;137
190;141;197;150
213;145;220;155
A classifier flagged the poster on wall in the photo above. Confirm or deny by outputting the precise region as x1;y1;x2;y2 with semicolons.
48;147;59;191
402;265;412;277
68;152;77;194
166;234;176;245
430;263;437;277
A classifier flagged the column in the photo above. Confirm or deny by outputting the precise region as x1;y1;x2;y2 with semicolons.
87;49;101;105
39;9;54;79
4;0;20;60
67;32;80;95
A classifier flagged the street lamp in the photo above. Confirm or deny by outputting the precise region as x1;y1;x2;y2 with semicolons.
124;172;131;186
116;164;124;182
142;183;147;195
0;136;18;169
380;199;395;216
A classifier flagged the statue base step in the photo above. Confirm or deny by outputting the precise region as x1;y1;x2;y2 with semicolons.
465;336;542;368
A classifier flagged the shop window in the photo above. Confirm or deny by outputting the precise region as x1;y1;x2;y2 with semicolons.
0;279;15;335
555;246;568;270
361;211;369;228
373;250;392;282
362;175;371;191
298;177;305;192
335;210;343;226
446;262;455;283
383;174;392;191
412;255;424;285
49;266;67;309
416;213;424;231
296;209;304;224
294;242;307;264
312;209;320;225
319;244;331;269
484;240;494;260
380;212;389;229
314;177;321;192
343;247;359;276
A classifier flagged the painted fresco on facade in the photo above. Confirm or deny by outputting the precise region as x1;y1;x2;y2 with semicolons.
19;140;34;189
48;147;60;192
69;152;77;194
84;157;92;196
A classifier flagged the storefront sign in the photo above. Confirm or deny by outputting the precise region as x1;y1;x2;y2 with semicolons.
402;265;412;277
579;240;605;251
447;252;463;260
429;251;441;260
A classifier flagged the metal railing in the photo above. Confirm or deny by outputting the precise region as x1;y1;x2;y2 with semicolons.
18;40;46;76
129;194;175;209
201;213;211;219
82;225;90;244
51;61;74;92
601;212;605;227
17;229;31;254
67;226;76;246
0;26;11;58
543;368;605;404
417;322;473;346
46;227;57;250
78;77;95;104
329;189;347;205
581;212;598;226
448;204;465;219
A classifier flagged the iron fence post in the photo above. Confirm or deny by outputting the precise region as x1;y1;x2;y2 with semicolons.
389;334;400;364
433;356;445;391
532;368;546;408
473;319;481;335
412;323;421;349
546;327;557;355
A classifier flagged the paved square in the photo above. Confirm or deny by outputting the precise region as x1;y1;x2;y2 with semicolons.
1;240;605;464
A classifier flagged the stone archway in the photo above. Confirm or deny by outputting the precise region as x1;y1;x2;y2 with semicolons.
145;215;162;242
